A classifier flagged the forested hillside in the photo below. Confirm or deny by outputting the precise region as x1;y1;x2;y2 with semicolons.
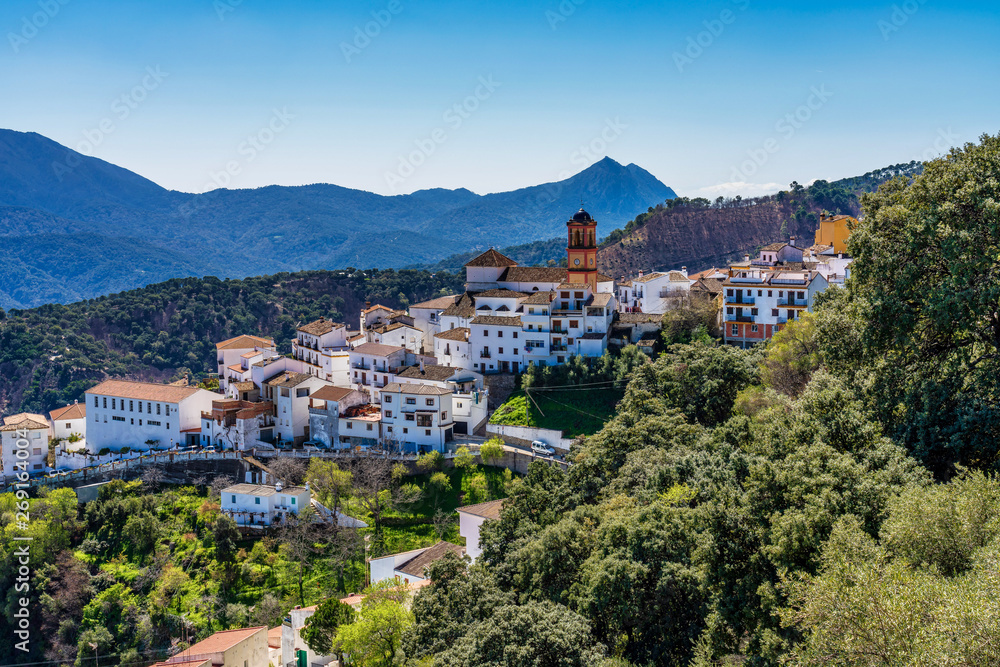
0;130;674;308
0;268;463;417
597;162;924;278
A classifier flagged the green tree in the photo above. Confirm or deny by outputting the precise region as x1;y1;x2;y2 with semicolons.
849;133;1000;472
436;601;607;667
479;438;505;466
335;583;414;667
761;311;821;396
453;446;475;471
301;598;356;657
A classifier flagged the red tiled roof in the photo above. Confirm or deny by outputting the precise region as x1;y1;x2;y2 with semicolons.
396;541;465;578
176;626;266;657
312;386;357;403
85;380;207;403
465;248;518;268
50;403;86;421
457;499;504;520
410;295;460;310
216;335;274;350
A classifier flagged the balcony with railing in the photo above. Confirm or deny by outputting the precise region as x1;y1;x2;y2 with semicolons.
479;351;491;359
725;294;756;305
551;345;569;352
776;298;808;307
352;361;371;370
724;314;755;323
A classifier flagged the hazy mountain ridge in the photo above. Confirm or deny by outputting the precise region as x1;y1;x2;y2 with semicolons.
0;130;674;308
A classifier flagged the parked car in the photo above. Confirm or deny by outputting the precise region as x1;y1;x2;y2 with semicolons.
531;440;556;456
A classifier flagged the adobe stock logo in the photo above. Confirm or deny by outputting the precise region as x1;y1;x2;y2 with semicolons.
7;0;72;53
672;0;750;73
341;0;404;63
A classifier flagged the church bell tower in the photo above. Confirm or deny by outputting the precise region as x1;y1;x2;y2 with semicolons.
566;207;598;290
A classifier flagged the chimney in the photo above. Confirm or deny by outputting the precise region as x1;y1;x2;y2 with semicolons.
789;236;796;247
365;301;371;308
73;399;78;404
820;213;825;221
638;270;644;278
681;266;688;277
744;254;750;263
419;358;425;372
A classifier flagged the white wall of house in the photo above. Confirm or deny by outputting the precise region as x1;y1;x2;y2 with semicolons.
52;416;86;441
1;426;48;477
458;512;487;562
272;376;334;443
85;389;216;453
220;484;310;526
381;387;454;452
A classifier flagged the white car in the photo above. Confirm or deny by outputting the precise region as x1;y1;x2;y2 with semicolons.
531;440;556;456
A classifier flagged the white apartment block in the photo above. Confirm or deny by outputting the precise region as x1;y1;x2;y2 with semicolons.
220;482;310;526
262;371;334;445
723;268;829;348
348;342;408;401
616;269;693;314
85;380;217;452
433;327;472;369
380;383;455;453
409;294;460;353
390;363;487;435
215;335;277;392
1;415;49;478
292;317;352;385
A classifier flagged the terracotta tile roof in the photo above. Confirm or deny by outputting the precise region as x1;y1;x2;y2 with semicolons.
471;315;522;327
761;242;788;252
441;293;477;319
362;304;394;315
86;380;207;403
50;403;86;421
352;342;406;357
691;278;725;295
590;293;613;307
668;271;691;282
372;322;419;335
498;266;568;284
633;272;666;283
395;364;461;382
597;273;614;282
457;499;504;520
216;335;274;351
267;626;282;649
1;418;49;431
521;291;555;305
232;381;256;391
240;350;262;359
617;279;633;287
397;541;465;578
616;312;664;324
581;332;607;340
227;363;244;373
151;659;211;667
176;626;267;657
298;317;344;336
410;295;460;310
5;412;48;426
311;386;357;403
434;327;470;341
465;248;518;268
265;371;312;388
382;383;452;395
476;289;529;299
347;333;366;342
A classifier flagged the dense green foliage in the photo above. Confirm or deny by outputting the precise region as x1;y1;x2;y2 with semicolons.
394;140;1000;667
0;268;463;417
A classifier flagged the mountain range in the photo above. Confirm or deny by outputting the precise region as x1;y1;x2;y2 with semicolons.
0;129;676;309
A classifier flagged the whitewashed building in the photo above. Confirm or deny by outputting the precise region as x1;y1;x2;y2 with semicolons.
292;317;352;385
215;335;277;393
220;482;310;526
380;383;455;453
349;342;408;401
85;380;217;452
49;402;86;441
262;371;334;445
457;499;504;562
307;385;370;449
369;541;465;585
1;415;50;478
409;294;460;353
433;327;472;369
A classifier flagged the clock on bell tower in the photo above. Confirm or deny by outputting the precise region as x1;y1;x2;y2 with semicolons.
566;207;598;290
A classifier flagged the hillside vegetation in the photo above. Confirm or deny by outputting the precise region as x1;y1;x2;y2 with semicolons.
597;162;923;277
0;268;463;417
0;130;674;308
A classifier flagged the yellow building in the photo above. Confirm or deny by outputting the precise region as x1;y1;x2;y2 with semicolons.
814;213;857;254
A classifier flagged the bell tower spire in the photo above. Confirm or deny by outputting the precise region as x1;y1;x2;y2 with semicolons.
566;207;598;290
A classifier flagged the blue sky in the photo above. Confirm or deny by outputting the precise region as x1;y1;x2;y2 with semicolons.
2;0;997;197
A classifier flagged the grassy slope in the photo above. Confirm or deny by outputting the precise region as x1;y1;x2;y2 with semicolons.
489;388;623;438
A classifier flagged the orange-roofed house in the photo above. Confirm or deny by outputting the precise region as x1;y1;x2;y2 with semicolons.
166;626;268;667
457;499;505;561
49;400;86;442
1;414;51;479
84;380;219;452
215;335;277;393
